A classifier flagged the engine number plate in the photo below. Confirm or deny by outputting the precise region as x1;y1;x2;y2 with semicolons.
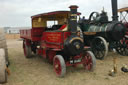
70;59;81;64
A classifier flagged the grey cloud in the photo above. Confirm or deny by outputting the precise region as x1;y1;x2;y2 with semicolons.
0;0;127;27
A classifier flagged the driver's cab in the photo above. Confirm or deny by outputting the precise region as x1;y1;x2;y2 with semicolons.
31;11;73;32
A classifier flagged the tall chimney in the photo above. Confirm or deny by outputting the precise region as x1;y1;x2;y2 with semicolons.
69;5;78;35
111;0;118;21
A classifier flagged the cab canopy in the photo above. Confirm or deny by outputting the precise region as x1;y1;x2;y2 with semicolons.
118;7;128;12
31;11;81;28
118;7;128;23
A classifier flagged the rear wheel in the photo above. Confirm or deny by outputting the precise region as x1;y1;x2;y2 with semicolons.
0;49;7;83
53;55;66;77
116;37;128;56
83;51;96;71
23;41;32;58
91;36;108;60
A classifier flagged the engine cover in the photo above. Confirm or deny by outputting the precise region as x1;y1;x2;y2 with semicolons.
64;35;84;56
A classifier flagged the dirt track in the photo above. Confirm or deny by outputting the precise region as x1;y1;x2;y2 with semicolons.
3;39;128;85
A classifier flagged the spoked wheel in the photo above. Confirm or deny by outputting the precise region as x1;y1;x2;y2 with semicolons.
115;37;128;56
53;55;66;77
91;36;108;60
0;49;7;84
83;51;96;71
23;41;32;58
89;12;99;22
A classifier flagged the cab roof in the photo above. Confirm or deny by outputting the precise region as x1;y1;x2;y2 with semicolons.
31;11;81;19
118;7;128;12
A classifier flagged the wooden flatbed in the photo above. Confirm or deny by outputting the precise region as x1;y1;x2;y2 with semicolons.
20;27;44;41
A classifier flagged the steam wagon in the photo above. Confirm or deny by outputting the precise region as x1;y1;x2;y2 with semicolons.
117;7;128;55
20;5;96;77
78;0;126;59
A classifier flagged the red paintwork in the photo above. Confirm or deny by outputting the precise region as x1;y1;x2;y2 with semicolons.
42;49;47;58
54;57;61;76
47;50;56;63
124;23;128;37
37;48;42;55
20;27;44;41
58;25;67;30
41;32;71;50
82;52;93;70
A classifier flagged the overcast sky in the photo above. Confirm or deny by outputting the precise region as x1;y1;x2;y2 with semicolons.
0;0;127;27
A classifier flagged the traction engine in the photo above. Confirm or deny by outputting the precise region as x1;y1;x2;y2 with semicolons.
78;0;126;59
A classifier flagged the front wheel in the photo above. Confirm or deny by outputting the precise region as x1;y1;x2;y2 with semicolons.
83;51;96;71
91;36;108;60
53;55;66;77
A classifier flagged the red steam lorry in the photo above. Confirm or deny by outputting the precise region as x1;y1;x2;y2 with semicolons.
20;5;96;77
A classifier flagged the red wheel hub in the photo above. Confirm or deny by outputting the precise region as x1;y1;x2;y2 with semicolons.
54;57;62;76
121;37;128;47
83;53;93;70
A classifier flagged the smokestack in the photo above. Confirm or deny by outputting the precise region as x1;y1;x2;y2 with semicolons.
69;5;78;34
111;0;118;21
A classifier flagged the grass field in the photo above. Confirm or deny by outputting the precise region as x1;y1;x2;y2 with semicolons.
3;39;128;85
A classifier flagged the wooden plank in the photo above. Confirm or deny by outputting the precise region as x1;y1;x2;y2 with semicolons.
118;7;128;12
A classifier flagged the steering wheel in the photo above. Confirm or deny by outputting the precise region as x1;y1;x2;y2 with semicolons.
89;12;99;21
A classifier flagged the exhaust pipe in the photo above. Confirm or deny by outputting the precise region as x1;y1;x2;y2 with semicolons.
69;5;78;35
111;0;118;21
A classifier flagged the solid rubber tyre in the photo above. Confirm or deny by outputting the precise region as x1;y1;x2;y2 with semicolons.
83;51;96;71
91;36;108;60
23;41;32;58
53;55;66;77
